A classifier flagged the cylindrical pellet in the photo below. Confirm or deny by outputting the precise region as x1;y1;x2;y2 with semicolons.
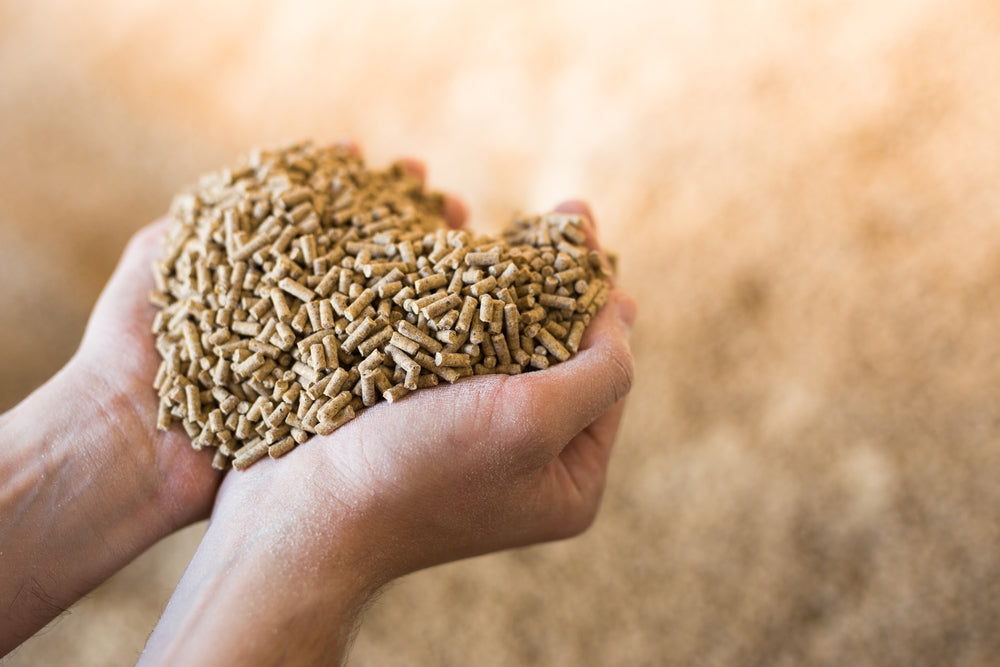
456;295;478;333
309;343;327;371
465;250;501;267
269;287;292;322
435;351;471;368
415;273;448;294
534;327;571;362
232;439;268;470
355;324;390;356
342;316;376;353
383;384;410;403
345;288;377;321
396;320;443;353
358;349;384;374
470;275;497;297
318;390;353;422
538;292;576;311
360;370;378;407
315;405;355;436
422;293;461;319
268;436;296;459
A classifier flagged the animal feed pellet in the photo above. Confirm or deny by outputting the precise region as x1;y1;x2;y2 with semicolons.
150;142;610;470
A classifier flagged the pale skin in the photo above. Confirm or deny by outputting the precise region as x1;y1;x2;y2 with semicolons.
0;152;636;665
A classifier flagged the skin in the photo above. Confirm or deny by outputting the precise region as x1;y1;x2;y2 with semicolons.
0;151;636;665
0;221;221;655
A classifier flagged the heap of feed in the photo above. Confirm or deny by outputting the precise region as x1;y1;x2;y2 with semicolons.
151;142;610;471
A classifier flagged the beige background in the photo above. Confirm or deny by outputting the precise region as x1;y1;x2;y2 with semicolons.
4;0;1000;664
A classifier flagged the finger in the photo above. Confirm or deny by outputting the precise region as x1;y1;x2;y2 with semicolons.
559;396;628;482
554;199;598;251
442;194;468;229
395;158;466;229
555;289;635;478
395;157;426;182
329;139;361;158
88;220;166;329
553;199;617;282
554;199;594;222
489;288;636;464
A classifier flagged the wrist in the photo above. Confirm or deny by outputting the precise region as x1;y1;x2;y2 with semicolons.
142;472;380;666
212;463;388;591
0;359;208;653
1;356;200;557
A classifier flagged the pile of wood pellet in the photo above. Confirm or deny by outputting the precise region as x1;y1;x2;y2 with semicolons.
150;142;610;470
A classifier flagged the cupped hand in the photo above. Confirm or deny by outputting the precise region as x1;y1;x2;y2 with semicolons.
72;218;223;528
211;187;637;586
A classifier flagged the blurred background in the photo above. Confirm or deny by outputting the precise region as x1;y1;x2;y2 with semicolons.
4;0;1000;664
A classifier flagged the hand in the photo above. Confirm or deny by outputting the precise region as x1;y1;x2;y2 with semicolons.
229;199;634;581
141;156;636;665
0;221;221;655
73;219;224;518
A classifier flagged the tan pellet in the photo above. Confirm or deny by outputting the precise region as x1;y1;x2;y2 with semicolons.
152;142;611;470
318;390;352;422
232;320;261;337
182;321;203;361
389;331;420;355
269;287;292;323
396;319;443;354
341;316;377;353
534;326;571;362
456;295;478;333
469;275;497;298
434;351;471;368
322;367;352;398
278;276;316;303
309;343;327;371
268;436;296;459
345;288;377;321
315;405;355;436
422;293;461;319
383;384;410;403
415;273;448;294
232;439;268;470
538;292;576;312
465;250;501;267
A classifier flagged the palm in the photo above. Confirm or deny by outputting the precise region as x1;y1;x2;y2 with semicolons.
214;295;631;579
78;221;222;523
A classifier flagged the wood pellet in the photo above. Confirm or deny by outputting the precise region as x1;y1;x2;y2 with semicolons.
151;141;610;470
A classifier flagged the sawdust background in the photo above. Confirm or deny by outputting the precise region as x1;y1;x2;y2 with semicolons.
3;1;1000;665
